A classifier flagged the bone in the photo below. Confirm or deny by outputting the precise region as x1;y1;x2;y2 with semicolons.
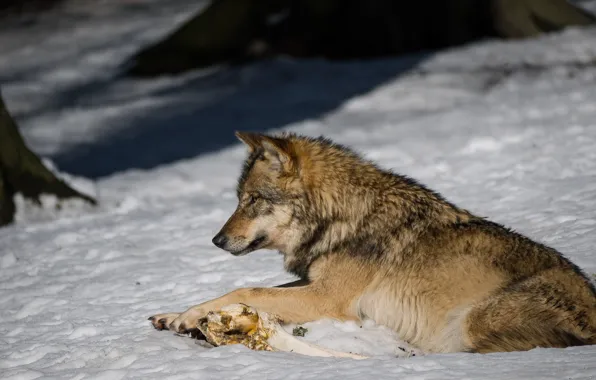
197;303;368;359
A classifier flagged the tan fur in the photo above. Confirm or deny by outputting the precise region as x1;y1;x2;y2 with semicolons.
150;132;596;354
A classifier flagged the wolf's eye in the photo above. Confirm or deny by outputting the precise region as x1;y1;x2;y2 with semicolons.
247;195;258;205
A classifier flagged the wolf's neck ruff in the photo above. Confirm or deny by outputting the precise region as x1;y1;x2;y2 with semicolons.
274;134;474;279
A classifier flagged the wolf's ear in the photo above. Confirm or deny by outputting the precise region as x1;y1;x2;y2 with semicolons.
261;136;295;173
235;131;264;153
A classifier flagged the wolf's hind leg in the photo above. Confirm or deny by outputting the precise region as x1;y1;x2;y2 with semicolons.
464;269;596;353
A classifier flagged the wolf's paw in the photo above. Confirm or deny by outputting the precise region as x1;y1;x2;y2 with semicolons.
165;308;207;336
148;313;180;331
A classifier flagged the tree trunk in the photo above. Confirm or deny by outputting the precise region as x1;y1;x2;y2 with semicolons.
0;90;96;227
493;0;595;38
0;165;15;226
126;0;281;76
125;0;594;77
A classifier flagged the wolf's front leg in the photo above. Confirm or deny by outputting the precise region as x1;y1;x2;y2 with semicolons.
149;285;356;334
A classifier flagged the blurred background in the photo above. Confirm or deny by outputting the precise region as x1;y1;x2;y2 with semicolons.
1;0;595;226
4;4;596;378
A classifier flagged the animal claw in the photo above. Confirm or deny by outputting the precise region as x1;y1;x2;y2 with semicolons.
156;318;168;330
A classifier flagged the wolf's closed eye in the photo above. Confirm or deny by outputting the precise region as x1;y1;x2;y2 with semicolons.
247;194;262;205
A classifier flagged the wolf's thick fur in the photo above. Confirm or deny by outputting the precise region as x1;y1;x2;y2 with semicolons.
150;132;596;354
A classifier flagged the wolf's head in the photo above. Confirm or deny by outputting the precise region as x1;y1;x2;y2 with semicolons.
212;131;308;257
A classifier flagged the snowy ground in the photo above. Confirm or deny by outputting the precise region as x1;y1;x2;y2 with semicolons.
2;1;596;379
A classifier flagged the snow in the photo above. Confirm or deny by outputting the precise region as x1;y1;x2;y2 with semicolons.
2;1;596;379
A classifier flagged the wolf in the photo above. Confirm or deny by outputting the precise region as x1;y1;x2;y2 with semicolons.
150;132;596;353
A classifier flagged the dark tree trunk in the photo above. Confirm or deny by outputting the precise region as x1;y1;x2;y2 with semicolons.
493;0;595;38
0;90;96;227
126;0;276;77
125;0;595;77
0;165;15;226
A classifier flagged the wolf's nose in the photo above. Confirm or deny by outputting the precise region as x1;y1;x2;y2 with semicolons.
212;233;228;249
